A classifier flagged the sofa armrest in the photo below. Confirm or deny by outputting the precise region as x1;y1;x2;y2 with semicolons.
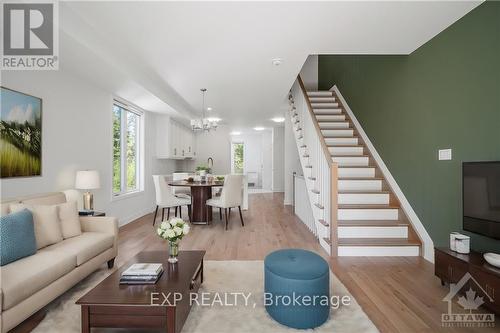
79;216;119;251
80;216;118;234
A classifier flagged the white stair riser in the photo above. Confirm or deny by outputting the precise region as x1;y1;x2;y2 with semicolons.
338;180;382;191
332;156;369;166
329;146;364;155
322;129;354;137
338;208;399;220
338;167;376;178
319;238;332;255
313;109;342;115
338;193;390;205
338;246;419;256
309;97;336;103
325;138;359;146
307;91;333;97
316;115;345;121
311;103;339;108
338;226;408;238
320;122;350;129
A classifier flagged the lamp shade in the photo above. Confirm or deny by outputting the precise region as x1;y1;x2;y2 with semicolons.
75;170;100;190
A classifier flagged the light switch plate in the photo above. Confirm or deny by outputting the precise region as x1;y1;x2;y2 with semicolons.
438;149;452;161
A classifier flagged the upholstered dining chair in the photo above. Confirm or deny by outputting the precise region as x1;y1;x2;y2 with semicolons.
152;175;191;225
172;172;191;199
206;174;244;230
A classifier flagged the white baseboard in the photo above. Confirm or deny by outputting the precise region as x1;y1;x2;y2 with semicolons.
332;85;434;263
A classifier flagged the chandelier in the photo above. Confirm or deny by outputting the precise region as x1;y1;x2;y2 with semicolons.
191;88;218;132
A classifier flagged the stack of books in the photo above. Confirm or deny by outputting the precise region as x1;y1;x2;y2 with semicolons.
119;263;164;285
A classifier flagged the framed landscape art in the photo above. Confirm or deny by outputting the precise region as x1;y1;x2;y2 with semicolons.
0;87;42;178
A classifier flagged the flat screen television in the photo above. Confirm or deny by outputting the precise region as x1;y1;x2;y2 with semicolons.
463;161;500;240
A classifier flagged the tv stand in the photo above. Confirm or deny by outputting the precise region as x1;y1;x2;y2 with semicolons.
435;247;500;314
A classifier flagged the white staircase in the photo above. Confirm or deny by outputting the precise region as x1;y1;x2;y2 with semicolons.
289;76;421;257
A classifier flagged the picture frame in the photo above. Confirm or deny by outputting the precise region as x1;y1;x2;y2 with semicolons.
0;86;42;178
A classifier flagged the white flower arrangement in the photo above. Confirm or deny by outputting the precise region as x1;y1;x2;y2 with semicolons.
157;217;190;242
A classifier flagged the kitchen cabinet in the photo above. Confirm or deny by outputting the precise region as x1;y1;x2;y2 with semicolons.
156;116;196;159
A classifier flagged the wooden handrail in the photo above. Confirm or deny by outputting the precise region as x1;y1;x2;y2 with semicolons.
297;75;334;167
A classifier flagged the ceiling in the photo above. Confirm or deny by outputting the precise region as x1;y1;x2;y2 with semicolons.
59;1;481;130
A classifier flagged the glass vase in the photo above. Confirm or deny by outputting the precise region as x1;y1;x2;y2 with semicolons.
168;240;179;263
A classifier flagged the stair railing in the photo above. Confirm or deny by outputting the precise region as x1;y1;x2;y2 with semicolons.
290;76;338;256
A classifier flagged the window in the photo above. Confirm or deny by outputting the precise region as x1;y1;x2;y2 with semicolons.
113;100;143;196
231;142;244;174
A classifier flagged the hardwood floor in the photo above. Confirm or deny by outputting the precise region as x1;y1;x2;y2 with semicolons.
117;193;498;333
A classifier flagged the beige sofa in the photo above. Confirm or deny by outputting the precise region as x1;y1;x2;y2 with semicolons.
0;192;118;332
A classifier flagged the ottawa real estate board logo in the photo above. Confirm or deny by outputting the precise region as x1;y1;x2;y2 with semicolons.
1;1;59;70
442;272;495;328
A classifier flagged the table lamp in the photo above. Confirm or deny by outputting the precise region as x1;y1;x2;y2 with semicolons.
75;170;100;211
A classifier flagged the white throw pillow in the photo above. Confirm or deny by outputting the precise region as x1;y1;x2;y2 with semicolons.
10;203;63;249
58;201;82;239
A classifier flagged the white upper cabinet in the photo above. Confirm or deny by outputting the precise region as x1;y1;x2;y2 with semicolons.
156;116;195;159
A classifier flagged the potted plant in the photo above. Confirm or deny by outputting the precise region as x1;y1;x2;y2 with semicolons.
196;165;211;175
156;217;190;263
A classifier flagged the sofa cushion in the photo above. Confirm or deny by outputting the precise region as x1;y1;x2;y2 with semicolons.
42;232;114;266
10;204;63;249
0;209;37;266
58;201;82;239
1;250;76;310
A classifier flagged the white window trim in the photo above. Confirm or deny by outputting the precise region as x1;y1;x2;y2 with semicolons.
111;97;145;200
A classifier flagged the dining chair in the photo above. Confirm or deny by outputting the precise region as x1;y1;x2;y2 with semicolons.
152;175;191;225
205;174;244;230
172;172;191;199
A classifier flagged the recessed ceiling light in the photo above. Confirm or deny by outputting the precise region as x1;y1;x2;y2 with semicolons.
207;107;212;111
207;117;221;122
271;117;285;123
272;58;282;66
254;127;265;131
230;131;241;135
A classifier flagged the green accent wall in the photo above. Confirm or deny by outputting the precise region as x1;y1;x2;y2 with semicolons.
318;2;500;253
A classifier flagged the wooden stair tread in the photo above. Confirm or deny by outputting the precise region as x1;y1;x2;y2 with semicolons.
338;177;383;180
338;204;399;209
338;238;420;246
318;219;329;227
338;220;409;227
311;189;320;194
323;238;332;245
308;177;316;180
338;165;374;168
305;165;312;168
314;203;324;209
338;190;390;194
300;145;307;148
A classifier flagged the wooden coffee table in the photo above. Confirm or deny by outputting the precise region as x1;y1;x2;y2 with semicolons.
76;250;205;333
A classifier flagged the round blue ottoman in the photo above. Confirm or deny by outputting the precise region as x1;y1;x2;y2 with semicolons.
264;249;330;329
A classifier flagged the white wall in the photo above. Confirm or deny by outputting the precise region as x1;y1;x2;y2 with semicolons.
284;108;302;205
272;127;285;192
190;125;232;175
0;69;179;225
261;131;273;190
300;55;318;90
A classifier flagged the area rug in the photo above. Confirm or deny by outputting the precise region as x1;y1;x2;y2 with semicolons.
33;260;378;333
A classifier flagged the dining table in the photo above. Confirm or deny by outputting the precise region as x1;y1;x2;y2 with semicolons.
168;180;224;224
